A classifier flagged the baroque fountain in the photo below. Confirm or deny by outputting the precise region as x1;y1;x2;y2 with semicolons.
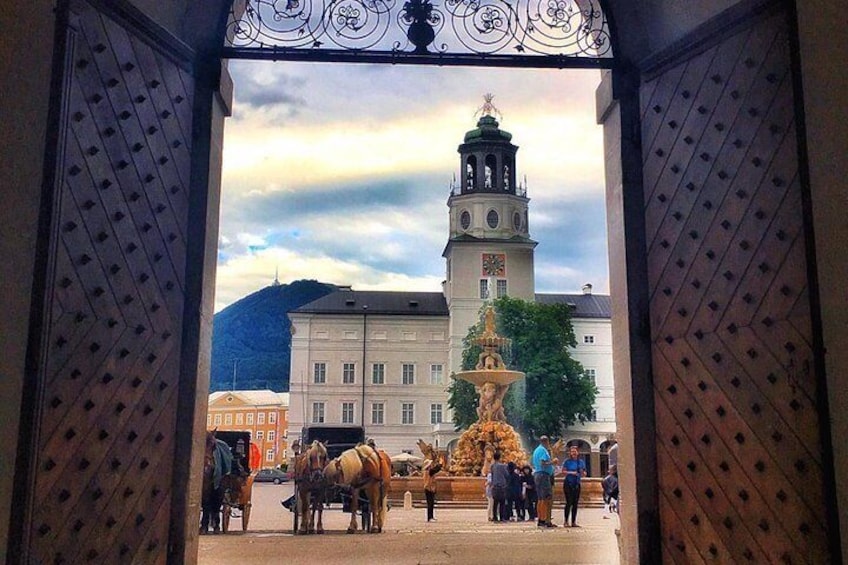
449;306;528;475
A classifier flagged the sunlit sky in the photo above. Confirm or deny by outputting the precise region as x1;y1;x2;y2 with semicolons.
215;60;608;311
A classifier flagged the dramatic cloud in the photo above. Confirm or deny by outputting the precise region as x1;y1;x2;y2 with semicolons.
216;62;608;311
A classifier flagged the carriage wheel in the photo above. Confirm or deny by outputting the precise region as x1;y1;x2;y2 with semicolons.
242;503;251;532
222;505;231;534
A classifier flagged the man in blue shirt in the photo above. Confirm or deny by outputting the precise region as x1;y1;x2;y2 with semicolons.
531;436;558;528
562;445;587;527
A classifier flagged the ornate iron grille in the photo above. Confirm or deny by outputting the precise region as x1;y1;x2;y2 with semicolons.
223;0;613;68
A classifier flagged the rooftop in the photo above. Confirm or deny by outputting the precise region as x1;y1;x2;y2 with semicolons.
292;289;449;316
535;293;612;319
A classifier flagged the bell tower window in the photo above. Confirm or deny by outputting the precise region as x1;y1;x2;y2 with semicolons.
460;210;471;231
465;156;476;191
486;209;499;229
484;154;497;190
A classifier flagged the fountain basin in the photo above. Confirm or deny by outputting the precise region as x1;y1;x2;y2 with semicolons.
453;369;524;387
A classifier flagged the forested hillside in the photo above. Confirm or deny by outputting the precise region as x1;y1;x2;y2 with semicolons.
210;280;336;391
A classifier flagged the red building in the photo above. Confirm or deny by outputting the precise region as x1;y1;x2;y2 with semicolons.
207;390;289;468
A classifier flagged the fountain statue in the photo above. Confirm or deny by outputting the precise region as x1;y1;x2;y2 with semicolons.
449;306;528;475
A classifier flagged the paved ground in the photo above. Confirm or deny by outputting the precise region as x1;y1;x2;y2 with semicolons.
198;483;621;564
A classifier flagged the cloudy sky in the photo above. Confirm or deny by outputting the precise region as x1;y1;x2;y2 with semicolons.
215;60;608;311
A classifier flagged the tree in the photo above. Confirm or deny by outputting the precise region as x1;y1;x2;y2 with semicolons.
448;297;597;439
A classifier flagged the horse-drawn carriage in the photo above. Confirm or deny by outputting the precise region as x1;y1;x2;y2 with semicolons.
202;430;259;534
291;425;391;535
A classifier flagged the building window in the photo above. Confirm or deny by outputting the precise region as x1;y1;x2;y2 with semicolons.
257;412;266;425
401;403;415;425
589;410;598;422
207;414;211;426
479;279;490;299
372;363;385;384
429;364;444;385
341;402;355;424
269;412;277;424
312;402;325;424
236;413;244;425
246;413;254;425
268;430;276;442
225;413;233;425
402;363;415;385
313;362;327;383
343;362;356;384
256;430;264;440
583;335;595;344
431;403;443;424
214;414;222;426
371;403;385;425
496;279;508;298
266;449;274;462
585;368;597;386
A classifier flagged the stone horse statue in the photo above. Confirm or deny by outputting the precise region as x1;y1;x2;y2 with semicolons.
201;430;233;534
293;440;329;534
325;444;392;533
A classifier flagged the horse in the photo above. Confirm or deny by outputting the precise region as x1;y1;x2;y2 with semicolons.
325;444;392;533
201;430;233;534
293;440;329;534
221;470;254;533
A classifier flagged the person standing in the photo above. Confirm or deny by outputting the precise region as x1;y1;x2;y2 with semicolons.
532;436;558;528
485;469;494;521
422;452;443;522
506;461;521;520
521;465;537;521
562;445;587;527
490;451;509;522
602;464;619;518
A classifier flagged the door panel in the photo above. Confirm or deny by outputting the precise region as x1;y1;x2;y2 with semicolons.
22;1;194;562
641;10;829;563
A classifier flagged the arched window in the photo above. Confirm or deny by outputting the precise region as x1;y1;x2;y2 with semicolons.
485;154;497;189
465;156;476;190
503;158;512;191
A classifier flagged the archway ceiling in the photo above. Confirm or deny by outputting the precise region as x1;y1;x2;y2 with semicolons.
223;0;614;68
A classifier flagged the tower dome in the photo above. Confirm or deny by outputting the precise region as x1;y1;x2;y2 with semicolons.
457;94;520;195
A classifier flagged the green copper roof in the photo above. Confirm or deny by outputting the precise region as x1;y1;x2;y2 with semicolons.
463;115;513;143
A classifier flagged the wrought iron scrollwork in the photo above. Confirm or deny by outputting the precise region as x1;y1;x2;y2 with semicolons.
225;0;612;63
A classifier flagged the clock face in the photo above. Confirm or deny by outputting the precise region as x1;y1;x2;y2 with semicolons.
482;253;506;276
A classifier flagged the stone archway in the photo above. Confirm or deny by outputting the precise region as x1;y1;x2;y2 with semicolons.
2;0;847;564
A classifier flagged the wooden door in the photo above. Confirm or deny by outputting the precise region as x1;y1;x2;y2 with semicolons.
13;1;201;562
641;9;831;562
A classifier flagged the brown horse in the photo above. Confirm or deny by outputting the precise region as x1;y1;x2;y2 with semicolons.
325;444;392;533
293;440;329;534
221;472;254;533
201;430;232;534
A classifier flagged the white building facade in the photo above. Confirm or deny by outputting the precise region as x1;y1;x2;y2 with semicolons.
287;106;616;473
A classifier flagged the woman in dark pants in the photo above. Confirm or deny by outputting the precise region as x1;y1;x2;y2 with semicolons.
562;446;587;527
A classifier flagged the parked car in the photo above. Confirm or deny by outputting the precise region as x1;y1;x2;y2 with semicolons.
254;468;290;484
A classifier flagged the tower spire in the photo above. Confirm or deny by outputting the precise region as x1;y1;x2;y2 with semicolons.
273;266;280;286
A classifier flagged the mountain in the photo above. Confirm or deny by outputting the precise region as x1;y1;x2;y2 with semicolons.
210;279;337;392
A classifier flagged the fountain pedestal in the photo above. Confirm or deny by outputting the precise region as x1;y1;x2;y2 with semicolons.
448;306;529;475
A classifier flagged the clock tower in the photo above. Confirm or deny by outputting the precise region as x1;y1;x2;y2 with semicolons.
443;95;537;372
